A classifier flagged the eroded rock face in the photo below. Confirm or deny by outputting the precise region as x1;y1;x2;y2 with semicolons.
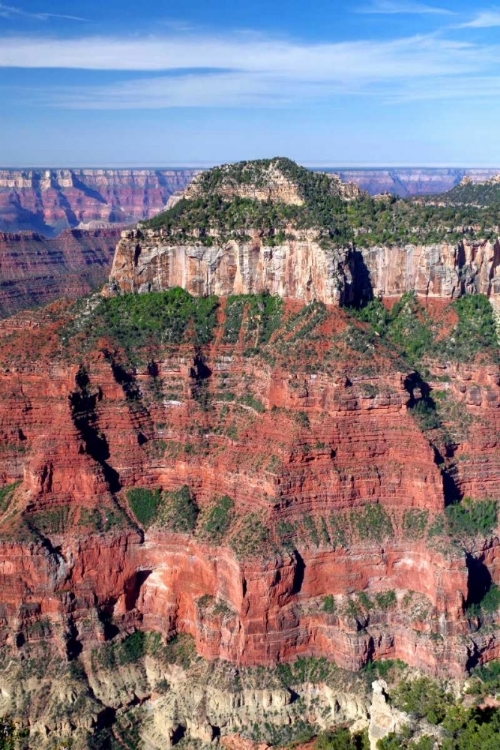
0;228;120;317
109;230;351;304
358;240;500;300
0;302;498;682
109;231;500;305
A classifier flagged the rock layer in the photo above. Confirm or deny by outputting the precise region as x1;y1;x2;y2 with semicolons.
109;231;500;305
0;169;198;235
0;301;497;682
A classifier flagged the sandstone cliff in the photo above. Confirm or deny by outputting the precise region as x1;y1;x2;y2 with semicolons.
110;231;500;307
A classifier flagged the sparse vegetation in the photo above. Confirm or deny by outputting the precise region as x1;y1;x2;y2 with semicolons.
200;495;234;543
160;485;199;533
445;498;497;538
127;487;161;528
64;287;219;360
351;503;393;543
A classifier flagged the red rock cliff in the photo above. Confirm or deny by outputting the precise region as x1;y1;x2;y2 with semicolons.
0;298;497;678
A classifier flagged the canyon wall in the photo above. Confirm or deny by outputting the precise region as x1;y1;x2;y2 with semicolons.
0;169;198;235
0;228;120;317
0;301;497;681
332;167;500;197
109;230;500;306
108;230;351;304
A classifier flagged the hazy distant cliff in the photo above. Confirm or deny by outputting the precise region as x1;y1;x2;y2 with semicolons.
0;168;199;236
0;228;120;317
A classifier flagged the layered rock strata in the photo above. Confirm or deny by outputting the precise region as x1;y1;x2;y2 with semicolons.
0;169;198;235
0;301;497;680
110;230;500;305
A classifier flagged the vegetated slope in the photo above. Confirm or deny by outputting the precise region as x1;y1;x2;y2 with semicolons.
427;176;500;207
144;157;500;248
0;228;120;317
111;158;500;306
0;286;498;746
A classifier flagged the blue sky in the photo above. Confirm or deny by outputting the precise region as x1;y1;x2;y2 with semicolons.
2;0;500;166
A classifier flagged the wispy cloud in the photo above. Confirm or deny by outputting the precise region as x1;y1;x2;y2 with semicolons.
0;3;86;21
460;10;500;28
0;33;482;76
1;30;499;109
358;1;453;14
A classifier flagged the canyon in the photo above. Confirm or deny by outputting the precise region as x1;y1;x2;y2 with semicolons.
0;169;198;235
0;158;498;747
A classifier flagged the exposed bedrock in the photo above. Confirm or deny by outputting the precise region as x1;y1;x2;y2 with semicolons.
0;334;497;678
109;230;500;305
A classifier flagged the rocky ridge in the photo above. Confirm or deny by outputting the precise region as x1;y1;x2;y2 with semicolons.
109;159;500;309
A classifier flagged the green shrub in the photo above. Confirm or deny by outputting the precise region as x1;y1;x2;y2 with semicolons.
295;410;310;429
443;294;498;362
481;584;500;614
387;292;434;363
323;595;336;613
392;677;453;724
127;487;161;528
409;399;441;431
230;513;269;558
0;482;18;514
316;727;369;750
238;394;266;413
201;495;234;542
96;630;147;670
351;503;393;542
161;485;198;533
68;288;219;360
445;498;497;538
375;590;397;610
403;509;429;538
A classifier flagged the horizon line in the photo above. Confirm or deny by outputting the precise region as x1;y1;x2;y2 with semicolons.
2;163;500;171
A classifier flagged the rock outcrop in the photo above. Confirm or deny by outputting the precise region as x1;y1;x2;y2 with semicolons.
358;239;500;301
109;230;500;306
109;229;351;304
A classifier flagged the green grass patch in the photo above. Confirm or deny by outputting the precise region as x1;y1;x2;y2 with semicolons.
127;487;162;528
160;485;198;533
200;495;234;543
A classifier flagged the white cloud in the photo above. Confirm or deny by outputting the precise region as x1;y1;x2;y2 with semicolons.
0;3;85;21
0;33;484;79
460;11;500;28
358;1;453;14
1;29;500;110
